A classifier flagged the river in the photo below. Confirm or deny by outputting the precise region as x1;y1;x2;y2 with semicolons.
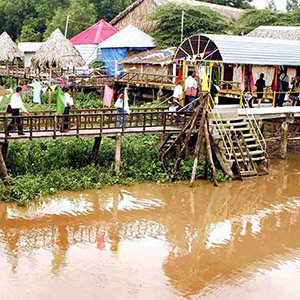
0;154;300;300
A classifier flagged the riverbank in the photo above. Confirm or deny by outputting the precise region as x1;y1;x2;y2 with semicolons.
0;135;228;205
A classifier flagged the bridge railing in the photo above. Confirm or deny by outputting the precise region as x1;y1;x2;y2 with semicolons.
0;110;192;139
0;107;168;117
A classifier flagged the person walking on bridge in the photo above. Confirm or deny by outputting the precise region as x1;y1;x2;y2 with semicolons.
185;72;198;111
7;87;29;136
61;86;73;132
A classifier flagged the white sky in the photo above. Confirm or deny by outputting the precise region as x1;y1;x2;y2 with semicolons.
253;0;287;11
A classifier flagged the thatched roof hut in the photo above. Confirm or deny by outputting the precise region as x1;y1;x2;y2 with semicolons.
0;31;23;62
247;26;300;41
32;28;85;70
110;0;244;34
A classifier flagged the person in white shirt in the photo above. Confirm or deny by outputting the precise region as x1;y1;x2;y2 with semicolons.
7;87;29;136
185;72;198;111
173;80;183;104
61;86;74;131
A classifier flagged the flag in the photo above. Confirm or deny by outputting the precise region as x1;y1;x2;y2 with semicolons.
177;67;182;85
103;84;113;108
202;67;209;92
55;86;65;114
124;88;130;114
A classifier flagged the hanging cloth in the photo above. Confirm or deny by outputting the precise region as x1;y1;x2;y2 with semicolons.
55;86;65;114
103;84;114;108
124;88;130;114
33;80;42;104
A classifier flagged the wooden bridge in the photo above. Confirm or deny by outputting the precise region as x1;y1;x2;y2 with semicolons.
0;107;191;141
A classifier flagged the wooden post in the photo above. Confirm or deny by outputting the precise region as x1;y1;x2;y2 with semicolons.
1;142;8;162
280;121;288;159
115;133;122;172
0;144;8;179
204;120;218;186
92;137;102;162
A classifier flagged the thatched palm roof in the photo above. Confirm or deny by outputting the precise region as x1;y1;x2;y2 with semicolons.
110;0;244;27
248;26;300;41
0;31;23;62
32;28;86;69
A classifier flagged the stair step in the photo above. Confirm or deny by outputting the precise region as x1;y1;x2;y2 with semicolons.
240;170;258;177
235;150;264;156
227;156;265;162
233;144;259;150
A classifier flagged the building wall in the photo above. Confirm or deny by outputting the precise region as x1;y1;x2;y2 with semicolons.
24;53;34;68
113;0;157;34
123;64;170;75
74;44;98;66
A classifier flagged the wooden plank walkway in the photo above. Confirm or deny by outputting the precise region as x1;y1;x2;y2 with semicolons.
0;110;191;142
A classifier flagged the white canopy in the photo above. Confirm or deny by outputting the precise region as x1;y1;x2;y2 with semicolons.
98;24;155;49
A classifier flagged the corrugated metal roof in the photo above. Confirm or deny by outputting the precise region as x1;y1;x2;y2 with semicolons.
122;47;175;65
176;34;300;66
98;25;155;48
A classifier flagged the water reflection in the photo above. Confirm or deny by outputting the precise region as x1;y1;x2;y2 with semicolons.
0;154;300;299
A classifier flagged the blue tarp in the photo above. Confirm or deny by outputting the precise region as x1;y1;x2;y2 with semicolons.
101;48;127;76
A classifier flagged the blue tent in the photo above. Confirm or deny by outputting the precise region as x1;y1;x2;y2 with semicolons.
98;25;155;76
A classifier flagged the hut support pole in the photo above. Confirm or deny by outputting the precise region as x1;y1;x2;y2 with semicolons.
115;133;122;173
0;143;8;179
91;137;102;162
204;120;218;186
190;112;207;187
280;121;288;159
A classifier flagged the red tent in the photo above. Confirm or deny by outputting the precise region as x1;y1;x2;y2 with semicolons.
70;19;118;45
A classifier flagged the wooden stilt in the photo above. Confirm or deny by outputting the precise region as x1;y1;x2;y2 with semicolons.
115;133;122;172
280;121;288;159
91;137;102;161
0;144;8;179
204;120;218;186
189;111;207;187
1;141;9;162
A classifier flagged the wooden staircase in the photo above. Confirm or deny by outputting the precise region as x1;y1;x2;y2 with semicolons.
210;118;268;180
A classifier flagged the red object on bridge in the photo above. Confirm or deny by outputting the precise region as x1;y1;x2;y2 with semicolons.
70;19;118;45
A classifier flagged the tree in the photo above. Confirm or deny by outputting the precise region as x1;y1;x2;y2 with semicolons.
287;0;300;11
267;0;277;11
233;9;291;35
200;0;253;9
151;4;229;48
44;0;97;39
90;0;135;22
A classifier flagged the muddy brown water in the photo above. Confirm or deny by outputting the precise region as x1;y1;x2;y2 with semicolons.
1;154;300;300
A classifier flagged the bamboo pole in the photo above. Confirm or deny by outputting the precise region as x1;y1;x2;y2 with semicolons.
189;109;207;187
115;133;122;172
204;120;218;186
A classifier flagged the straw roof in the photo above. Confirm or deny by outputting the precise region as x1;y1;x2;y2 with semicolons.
0;31;23;62
122;47;176;65
248;26;300;41
32;28;86;69
110;0;244;26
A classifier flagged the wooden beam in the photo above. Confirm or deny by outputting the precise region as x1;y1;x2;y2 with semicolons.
115;133;122;172
280;121;288;159
91;137;102;162
0;144;8;179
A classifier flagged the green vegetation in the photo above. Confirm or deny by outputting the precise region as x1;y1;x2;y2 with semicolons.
0;136;229;205
151;4;229;48
0;0;136;41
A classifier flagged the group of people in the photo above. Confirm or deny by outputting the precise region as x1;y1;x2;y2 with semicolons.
171;71;220;113
6;86;73;136
244;69;300;108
